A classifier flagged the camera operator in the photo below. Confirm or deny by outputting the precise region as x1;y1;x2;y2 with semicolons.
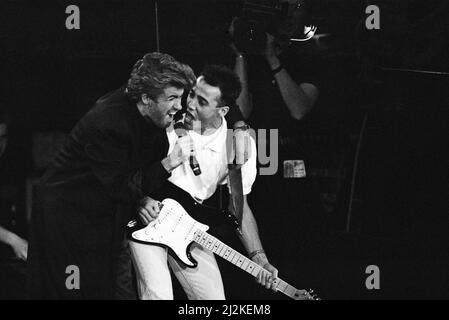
229;4;319;127
228;1;324;278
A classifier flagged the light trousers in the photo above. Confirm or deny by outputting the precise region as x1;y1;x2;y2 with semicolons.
129;241;226;300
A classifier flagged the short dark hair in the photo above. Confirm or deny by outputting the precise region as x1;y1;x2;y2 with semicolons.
200;65;242;109
126;52;196;102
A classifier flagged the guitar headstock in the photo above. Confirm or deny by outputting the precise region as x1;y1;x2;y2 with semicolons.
293;288;320;300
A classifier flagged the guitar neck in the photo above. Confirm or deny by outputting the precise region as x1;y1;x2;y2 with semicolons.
193;230;304;300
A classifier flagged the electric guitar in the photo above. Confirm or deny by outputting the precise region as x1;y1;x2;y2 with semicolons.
128;195;320;300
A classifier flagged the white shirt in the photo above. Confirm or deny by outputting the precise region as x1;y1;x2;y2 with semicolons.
166;117;257;201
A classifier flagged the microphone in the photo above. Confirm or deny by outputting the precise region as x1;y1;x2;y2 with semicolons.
173;119;201;176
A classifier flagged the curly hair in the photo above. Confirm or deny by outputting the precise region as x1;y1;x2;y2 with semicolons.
126;52;196;103
201;65;242;109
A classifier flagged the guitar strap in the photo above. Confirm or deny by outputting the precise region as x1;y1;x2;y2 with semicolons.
226;128;245;231
228;166;244;229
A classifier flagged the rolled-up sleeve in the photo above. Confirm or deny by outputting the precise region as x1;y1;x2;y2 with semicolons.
241;136;257;195
226;136;257;195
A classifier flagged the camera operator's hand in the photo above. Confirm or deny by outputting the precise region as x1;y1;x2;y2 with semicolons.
262;33;282;69
228;17;243;57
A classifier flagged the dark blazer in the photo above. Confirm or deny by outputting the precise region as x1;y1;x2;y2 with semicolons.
28;87;170;299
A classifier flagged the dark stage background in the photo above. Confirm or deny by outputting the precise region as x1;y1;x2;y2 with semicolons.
1;0;448;299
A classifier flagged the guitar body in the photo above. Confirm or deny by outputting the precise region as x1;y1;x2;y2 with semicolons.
150;181;236;230
130;198;209;267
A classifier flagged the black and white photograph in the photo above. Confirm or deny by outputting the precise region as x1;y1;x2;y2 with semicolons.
0;0;448;302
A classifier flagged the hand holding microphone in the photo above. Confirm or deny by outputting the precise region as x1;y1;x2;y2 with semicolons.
161;121;201;175
161;135;194;172
174;121;201;175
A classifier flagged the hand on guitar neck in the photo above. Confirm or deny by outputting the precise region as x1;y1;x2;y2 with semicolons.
248;249;278;291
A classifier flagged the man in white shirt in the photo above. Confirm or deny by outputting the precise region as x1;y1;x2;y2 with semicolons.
129;65;278;300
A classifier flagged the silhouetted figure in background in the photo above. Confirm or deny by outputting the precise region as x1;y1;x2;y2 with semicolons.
0;109;29;299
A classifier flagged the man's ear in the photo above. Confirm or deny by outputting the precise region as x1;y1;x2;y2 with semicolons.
141;94;151;105
219;106;230;117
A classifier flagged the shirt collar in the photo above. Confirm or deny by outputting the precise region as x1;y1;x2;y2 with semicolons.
199;116;227;153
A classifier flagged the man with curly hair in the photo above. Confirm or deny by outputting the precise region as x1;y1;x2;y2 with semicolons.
28;52;197;299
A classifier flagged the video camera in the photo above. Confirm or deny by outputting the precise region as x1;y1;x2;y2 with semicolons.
232;0;309;54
